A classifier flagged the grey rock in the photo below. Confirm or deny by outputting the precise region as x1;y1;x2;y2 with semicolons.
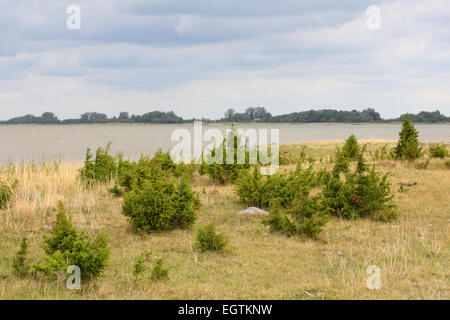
237;207;269;216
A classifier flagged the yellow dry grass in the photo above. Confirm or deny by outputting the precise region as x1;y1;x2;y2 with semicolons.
0;142;449;300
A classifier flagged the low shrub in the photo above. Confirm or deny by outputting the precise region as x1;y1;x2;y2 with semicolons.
117;156;151;191
202;133;250;184
117;150;184;192
80;143;117;185
132;252;169;281
264;196;329;238
428;143;448;159
150;258;169;280
234;166;272;208
132;251;151;279
150;149;178;174
195;224;229;253
235;165;317;209
12;236;30;278
201;127;280;184
322;148;397;221
373;207;400;222
122;175;197;233
34;202;110;279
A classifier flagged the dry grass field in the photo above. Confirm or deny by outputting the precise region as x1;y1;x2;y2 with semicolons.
0;140;448;299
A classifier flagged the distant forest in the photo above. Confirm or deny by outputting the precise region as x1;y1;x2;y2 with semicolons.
1;108;449;124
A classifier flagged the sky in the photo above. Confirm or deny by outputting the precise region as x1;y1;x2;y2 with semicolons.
0;0;449;120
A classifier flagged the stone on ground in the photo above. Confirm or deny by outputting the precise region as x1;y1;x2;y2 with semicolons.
237;207;269;216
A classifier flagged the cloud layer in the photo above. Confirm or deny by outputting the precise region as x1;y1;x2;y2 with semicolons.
0;0;449;119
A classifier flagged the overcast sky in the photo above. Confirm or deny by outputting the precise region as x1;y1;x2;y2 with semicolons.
0;0;449;120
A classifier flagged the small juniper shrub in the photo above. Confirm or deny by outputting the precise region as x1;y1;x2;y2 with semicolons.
196;224;229;253
392;115;423;160
428;143;448;159
150;258;169;280
150;149;178;174
322;146;398;221
122;177;175;232
446;160;450;169
201;128;251;184
234;166;266;207
235;164;318;209
171;175;198;228
122;167;198;233
116;156;155;191
80;143;117;185
264;194;329;239
0;179;17;209
342;134;360;160
12;236;30;278
34;201;110;279
132;252;169;281
132;251;152;280
116;150;181;192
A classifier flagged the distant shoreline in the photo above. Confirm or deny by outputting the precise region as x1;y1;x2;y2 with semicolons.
1;121;449;126
2;109;448;125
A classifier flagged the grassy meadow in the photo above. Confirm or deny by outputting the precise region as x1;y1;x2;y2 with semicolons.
0;140;449;299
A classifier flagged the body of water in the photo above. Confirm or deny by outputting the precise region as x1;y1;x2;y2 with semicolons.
0;123;449;163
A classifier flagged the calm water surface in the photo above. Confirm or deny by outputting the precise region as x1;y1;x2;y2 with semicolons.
0;123;449;163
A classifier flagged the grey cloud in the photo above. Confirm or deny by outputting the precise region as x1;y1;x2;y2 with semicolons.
0;0;449;119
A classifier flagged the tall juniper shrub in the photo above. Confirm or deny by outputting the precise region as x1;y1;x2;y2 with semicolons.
323;147;397;221
392;115;423;160
342;134;360;160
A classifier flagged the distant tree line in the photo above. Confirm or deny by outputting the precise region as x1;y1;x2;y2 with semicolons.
223;107;273;122
393;110;449;123
0;109;448;124
0;111;183;124
270;108;382;123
